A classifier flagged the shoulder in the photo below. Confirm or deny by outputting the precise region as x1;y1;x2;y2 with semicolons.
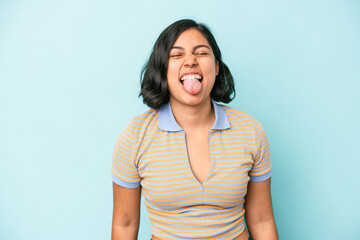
220;104;257;127
220;105;268;146
131;108;158;125
127;108;159;135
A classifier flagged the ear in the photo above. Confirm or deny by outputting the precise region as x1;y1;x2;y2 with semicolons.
216;61;219;76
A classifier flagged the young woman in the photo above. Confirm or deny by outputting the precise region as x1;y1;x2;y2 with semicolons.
111;19;278;240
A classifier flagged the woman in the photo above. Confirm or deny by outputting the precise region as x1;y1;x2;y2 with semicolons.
112;19;278;240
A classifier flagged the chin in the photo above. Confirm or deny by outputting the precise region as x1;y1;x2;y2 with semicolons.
171;95;210;106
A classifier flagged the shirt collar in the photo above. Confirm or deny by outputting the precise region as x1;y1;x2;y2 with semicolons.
158;99;230;132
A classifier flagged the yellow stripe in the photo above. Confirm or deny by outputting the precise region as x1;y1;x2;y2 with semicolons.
112;155;136;171
139;158;188;165
123;127;135;141
146;205;243;221
142;184;198;195
205;178;249;185
149;213;243;234
211;149;255;155
138;153;187;161
111;169;139;182
135;146;186;155
145;175;194;184
140;166;189;174
111;163;138;177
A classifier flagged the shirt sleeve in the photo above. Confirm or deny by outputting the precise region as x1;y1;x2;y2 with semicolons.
249;119;272;182
111;121;141;188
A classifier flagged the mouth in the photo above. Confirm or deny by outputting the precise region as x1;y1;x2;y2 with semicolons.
179;73;203;95
179;73;203;84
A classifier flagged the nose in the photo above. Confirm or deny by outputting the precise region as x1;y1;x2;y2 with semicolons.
184;52;197;67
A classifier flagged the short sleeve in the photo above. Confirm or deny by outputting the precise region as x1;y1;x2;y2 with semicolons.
249;120;272;182
111;122;141;188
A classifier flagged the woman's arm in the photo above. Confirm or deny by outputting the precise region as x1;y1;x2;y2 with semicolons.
244;178;278;240
112;182;141;240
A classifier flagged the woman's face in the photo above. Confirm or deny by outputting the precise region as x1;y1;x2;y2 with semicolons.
167;28;219;107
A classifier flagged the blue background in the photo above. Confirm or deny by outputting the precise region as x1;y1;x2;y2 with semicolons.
1;0;359;239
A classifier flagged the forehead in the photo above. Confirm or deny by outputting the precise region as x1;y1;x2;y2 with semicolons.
172;28;211;48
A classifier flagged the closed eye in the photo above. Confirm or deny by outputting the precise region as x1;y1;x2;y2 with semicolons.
169;53;183;58
195;52;208;56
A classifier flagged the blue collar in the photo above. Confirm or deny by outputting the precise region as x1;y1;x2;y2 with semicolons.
158;99;230;132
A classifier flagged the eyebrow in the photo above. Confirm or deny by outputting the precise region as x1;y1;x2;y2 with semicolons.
171;45;211;51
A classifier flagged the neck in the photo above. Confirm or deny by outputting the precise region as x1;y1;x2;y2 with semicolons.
169;98;215;132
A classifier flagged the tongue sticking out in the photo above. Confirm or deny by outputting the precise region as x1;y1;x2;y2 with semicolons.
182;78;201;95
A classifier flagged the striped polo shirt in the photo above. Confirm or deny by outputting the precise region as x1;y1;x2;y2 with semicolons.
112;100;272;240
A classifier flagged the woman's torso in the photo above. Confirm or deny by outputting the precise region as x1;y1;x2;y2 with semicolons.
111;103;271;239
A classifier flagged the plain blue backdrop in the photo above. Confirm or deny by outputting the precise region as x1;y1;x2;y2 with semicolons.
1;0;359;239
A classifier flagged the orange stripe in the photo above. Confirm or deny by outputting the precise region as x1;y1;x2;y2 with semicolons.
111;169;139;182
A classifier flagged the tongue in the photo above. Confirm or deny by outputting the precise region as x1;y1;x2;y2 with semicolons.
183;78;201;94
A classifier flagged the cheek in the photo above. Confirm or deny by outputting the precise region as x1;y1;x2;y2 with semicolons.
166;64;179;90
167;62;179;80
203;61;218;78
199;57;216;71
